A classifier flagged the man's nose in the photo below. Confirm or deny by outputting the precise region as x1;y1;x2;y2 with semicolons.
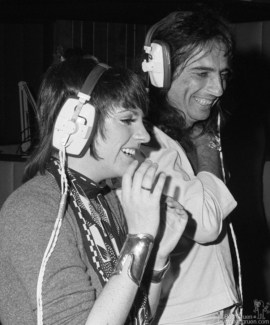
208;75;224;97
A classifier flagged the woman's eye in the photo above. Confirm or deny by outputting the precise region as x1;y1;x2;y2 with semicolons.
121;118;135;125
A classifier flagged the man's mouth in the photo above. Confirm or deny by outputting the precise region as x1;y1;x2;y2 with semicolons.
194;97;215;106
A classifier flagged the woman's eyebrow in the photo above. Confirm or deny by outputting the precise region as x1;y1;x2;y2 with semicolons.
114;109;141;116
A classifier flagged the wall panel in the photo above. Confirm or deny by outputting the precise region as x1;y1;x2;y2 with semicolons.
52;20;148;69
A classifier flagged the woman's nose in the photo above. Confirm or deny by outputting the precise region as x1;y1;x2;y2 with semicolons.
133;122;151;144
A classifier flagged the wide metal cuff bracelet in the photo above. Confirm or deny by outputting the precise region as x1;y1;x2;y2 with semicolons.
112;233;154;286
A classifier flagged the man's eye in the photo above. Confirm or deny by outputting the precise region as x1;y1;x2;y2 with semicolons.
221;72;232;81
197;72;208;78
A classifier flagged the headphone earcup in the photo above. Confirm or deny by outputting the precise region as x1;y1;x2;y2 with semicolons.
52;97;96;157
52;63;109;157
143;40;171;89
149;40;171;89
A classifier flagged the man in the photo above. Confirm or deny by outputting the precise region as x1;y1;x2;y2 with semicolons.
141;9;242;324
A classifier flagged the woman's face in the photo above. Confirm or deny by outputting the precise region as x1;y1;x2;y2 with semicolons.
89;106;150;181
167;42;231;127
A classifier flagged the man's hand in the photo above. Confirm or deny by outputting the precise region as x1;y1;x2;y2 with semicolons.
190;125;222;179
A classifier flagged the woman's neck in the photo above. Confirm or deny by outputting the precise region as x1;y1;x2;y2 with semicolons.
67;153;104;183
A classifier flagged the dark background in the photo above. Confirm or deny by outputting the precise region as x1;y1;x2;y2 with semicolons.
1;0;270;145
0;0;270;316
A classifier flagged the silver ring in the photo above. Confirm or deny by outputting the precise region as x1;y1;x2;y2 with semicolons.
208;135;221;152
141;186;151;191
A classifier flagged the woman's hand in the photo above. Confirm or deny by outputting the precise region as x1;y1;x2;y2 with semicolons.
121;159;166;238
154;197;188;267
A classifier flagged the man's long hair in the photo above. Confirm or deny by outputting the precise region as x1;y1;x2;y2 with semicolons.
144;8;234;151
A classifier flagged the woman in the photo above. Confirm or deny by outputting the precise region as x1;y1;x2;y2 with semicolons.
0;57;187;325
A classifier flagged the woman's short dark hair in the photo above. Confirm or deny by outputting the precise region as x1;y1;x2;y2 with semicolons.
146;9;234;148
24;57;149;181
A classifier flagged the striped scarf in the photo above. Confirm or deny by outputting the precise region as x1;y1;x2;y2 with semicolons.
47;158;152;324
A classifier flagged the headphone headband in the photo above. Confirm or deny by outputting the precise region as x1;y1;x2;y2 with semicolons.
80;63;110;97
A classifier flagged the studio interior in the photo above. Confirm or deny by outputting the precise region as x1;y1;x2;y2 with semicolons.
0;0;270;319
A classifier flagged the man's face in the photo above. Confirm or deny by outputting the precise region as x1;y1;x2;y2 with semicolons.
167;42;231;127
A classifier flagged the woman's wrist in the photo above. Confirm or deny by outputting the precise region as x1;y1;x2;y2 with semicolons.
143;256;171;284
151;258;171;283
153;255;169;271
127;225;158;239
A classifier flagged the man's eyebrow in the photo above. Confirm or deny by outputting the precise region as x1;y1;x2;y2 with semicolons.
191;66;231;73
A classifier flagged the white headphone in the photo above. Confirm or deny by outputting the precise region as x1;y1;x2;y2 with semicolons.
38;63;110;325
142;18;172;89
52;63;109;157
